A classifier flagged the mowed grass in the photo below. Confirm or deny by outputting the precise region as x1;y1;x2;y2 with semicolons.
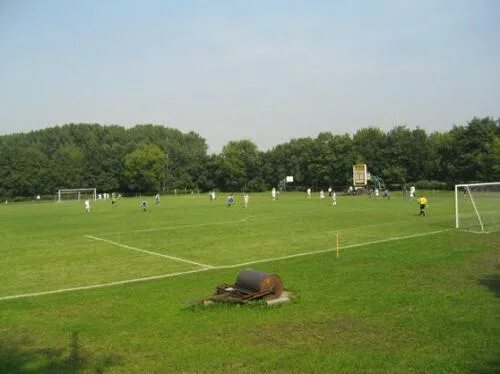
0;191;499;372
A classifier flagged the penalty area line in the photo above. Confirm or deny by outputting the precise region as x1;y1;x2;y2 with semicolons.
0;268;213;302
0;229;451;302
218;229;453;269
85;235;213;268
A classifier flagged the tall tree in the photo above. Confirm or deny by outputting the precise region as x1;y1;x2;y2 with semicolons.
123;144;168;193
0;145;50;197
0;118;498;199
51;145;86;189
492;137;500;181
216;140;262;191
353;127;387;177
446;117;498;183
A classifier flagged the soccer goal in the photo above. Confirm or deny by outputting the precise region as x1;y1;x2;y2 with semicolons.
455;182;500;233
57;188;97;202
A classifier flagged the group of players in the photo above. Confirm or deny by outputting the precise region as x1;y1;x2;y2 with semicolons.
83;187;427;216
219;186;426;215
221;187;339;208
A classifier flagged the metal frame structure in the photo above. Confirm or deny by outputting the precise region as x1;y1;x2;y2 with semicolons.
455;182;500;232
57;188;97;202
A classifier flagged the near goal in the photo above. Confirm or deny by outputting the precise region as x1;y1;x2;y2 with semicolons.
455;182;500;233
57;188;96;202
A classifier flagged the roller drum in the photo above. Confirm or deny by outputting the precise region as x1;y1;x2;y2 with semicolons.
235;270;283;299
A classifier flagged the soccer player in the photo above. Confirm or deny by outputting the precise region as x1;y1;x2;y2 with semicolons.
383;189;390;199
320;190;325;199
332;191;337;207
227;193;234;207
306;188;311;199
271;187;276;201
410;186;416;199
417;195;427;216
155;193;160;205
84;199;91;213
141;199;148;211
244;194;249;208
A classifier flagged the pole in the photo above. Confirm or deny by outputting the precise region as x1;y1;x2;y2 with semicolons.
336;232;339;258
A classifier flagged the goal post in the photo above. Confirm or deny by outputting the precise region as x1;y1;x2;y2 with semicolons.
57;188;97;202
455;182;500;233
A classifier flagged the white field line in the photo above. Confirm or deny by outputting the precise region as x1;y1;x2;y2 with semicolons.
85;235;213;268
1;229;451;302
218;229;452;269
0;268;213;301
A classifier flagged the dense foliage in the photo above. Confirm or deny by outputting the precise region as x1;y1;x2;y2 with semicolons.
0;117;498;197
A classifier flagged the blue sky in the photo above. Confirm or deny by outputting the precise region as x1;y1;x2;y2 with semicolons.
0;0;499;152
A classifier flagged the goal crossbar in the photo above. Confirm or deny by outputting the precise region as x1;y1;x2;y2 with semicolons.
455;182;500;188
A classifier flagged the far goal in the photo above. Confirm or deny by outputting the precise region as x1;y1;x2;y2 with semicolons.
57;188;97;203
455;182;500;233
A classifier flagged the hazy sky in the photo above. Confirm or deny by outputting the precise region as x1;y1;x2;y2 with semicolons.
0;1;499;152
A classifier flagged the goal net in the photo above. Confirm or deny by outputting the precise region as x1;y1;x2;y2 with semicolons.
57;188;96;202
455;182;500;233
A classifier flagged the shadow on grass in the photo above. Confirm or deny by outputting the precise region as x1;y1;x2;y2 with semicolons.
478;274;500;298
473;359;500;373
0;331;121;373
477;274;500;373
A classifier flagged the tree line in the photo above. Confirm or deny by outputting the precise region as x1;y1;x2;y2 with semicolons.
0;117;498;198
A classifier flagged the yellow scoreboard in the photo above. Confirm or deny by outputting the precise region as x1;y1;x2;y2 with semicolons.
353;164;367;186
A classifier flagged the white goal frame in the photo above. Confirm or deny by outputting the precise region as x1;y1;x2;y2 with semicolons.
455;182;500;232
57;188;96;202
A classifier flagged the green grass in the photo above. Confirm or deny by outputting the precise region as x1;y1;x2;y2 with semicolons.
0;191;499;372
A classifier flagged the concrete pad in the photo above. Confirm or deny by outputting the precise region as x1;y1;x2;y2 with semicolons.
266;291;292;306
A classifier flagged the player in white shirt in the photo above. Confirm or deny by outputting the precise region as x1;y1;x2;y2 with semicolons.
271;187;276;201
307;188;311;199
332;192;337;207
244;194;249;208
84;199;91;213
410;186;416;199
320;190;325;199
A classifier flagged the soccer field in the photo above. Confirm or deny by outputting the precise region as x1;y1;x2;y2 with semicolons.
1;192;499;372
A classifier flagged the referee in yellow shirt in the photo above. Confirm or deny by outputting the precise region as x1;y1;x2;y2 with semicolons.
417;195;428;216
